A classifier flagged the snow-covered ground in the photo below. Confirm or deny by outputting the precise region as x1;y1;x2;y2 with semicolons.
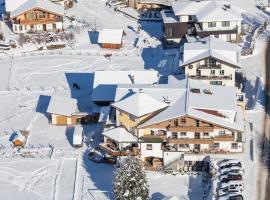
0;0;269;199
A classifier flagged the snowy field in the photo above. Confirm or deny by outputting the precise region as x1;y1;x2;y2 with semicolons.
0;0;269;199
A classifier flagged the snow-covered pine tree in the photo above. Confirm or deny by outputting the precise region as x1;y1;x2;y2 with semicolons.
113;156;150;200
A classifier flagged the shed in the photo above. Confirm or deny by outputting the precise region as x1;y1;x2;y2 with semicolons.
98;29;125;49
12;132;26;147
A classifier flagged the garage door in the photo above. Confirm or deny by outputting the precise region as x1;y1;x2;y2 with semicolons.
56;116;67;125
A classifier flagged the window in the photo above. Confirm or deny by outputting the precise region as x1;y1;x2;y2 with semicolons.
194;132;200;139
30;25;34;29
150;130;155;135
203;132;209;137
208;22;216;28
129;114;136;122
53;24;56;29
219;130;226;136
172;132;178;139
181;118;186;124
210;70;215;75
207;58;216;67
188;15;193;21
146;144;152;150
220;70;225;75
222;21;230;27
195;120;200;127
212;143;220;148
39;11;46;18
210;81;222;85
231;143;238;149
180;132;186;136
174;119;178;126
28;11;35;19
179;144;189;148
19;25;22;31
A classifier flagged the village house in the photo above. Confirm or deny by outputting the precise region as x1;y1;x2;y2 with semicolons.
181;36;241;87
98;29;125;49
10;0;64;33
46;95;94;125
92;70;159;105
161;0;244;47
12;131;29;147
99;77;245;169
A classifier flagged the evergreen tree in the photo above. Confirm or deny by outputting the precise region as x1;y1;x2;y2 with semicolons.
113;156;150;200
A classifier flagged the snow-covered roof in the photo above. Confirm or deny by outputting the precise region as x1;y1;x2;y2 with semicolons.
98;29;124;44
138;78;244;132
47;95;77;116
5;0;28;12
172;1;244;22
10;0;64;19
112;92;168;117
102;127;138;143
162;196;180;200
92;70;159;102
181;36;241;68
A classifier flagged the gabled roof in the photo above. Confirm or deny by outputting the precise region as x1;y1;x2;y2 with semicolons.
92;70;159;102
112;92;168;117
102;127;138;143
172;1;244;22
47;95;77;116
181;36;241;68
98;29;124;44
10;0;64;19
138;0;171;6
138;79;244;132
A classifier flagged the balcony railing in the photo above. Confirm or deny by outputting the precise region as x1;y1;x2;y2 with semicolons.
13;17;63;24
194;23;238;36
167;138;214;144
168;126;214;132
197;63;222;69
189;74;232;80
214;134;235;141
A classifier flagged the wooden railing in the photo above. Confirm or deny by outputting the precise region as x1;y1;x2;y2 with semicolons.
99;143;139;156
168;126;214;132
13;18;62;25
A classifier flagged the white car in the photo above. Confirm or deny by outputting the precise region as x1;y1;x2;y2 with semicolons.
73;126;84;147
217;187;241;197
220;166;244;176
220;180;244;191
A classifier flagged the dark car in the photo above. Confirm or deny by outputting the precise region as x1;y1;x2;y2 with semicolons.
228;194;243;200
221;174;242;183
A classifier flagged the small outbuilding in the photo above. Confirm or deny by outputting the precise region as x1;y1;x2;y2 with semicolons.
12;131;27;147
98;29;125;49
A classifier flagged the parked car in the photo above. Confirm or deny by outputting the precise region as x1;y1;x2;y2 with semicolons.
220;180;244;191
220;174;242;183
220;166;244;176
217;187;241;197
73;126;84;147
219;193;243;200
219;160;242;169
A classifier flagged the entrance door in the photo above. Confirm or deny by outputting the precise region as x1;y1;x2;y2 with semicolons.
43;24;46;31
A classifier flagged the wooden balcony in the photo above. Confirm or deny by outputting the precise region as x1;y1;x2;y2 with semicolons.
167;138;214;144
194;23;238;37
168;126;214;132
13;18;62;25
140;135;166;143
99;143;139;156
189;74;232;80
214;135;235;141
